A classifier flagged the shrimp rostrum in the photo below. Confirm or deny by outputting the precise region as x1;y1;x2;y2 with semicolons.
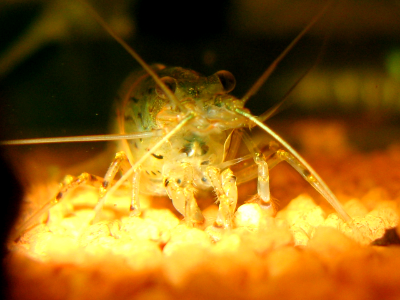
6;2;350;239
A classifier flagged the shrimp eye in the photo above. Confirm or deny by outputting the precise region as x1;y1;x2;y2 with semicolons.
216;70;236;93
156;76;177;99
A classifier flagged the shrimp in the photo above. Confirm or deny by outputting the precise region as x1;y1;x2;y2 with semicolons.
2;1;352;239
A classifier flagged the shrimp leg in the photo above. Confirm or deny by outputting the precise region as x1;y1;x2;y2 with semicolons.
92;151;140;223
11;172;104;241
206;167;238;229
164;163;204;226
241;130;278;215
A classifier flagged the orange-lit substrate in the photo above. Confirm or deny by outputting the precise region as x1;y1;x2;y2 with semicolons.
5;120;400;300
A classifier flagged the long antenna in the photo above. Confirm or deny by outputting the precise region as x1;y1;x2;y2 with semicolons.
234;107;351;222
256;30;330;124
0;131;163;145
241;0;333;104
81;1;185;112
93;112;195;217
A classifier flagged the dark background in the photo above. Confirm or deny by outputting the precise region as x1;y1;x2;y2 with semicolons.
1;0;399;143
